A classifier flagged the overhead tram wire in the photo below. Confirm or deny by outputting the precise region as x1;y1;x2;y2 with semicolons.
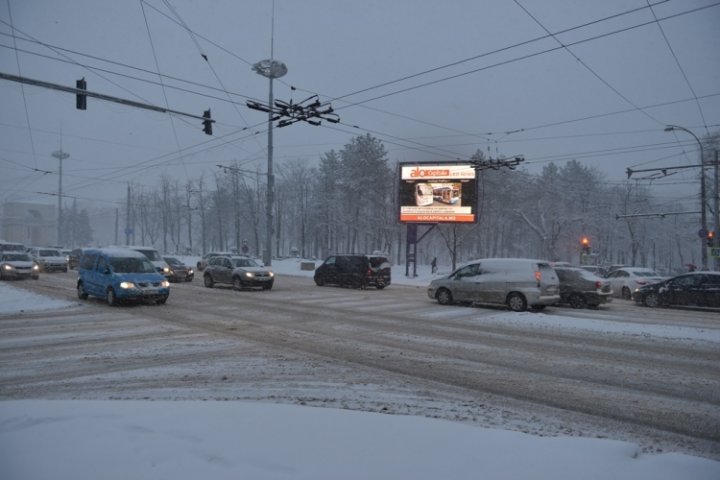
140;0;190;180
512;0;664;126
322;2;720;112
158;0;264;152
326;0;672;105
0;19;203;136
646;1;711;136
2;3;714;155
5;0;38;170
0;32;261;107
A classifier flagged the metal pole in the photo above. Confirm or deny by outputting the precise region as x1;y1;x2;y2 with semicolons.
265;76;274;266
665;125;707;269
714;150;719;270
51;149;69;246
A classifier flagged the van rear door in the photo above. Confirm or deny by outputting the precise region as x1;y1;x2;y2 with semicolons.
537;262;559;296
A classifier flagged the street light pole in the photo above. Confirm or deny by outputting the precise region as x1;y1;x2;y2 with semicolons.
252;59;287;265
51;149;69;246
665;125;707;269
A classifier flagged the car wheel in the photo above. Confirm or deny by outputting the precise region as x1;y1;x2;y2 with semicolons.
506;292;527;312
77;282;88;300
436;288;453;305
568;293;586;309
204;274;214;288
233;276;243;290
621;287;631;300
314;277;325;286
643;292;660;308
156;296;168;305
106;287;117;306
376;284;386;290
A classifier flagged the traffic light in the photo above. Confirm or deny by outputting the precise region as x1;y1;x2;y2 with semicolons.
580;236;591;254
202;109;212;135
76;78;87;110
707;230;715;247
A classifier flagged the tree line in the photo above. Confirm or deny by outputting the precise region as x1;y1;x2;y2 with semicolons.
119;132;717;274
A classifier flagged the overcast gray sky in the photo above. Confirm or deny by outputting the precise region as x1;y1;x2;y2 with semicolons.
1;0;718;212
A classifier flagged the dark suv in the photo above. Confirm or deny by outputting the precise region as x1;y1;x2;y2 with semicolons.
554;266;612;309
314;254;391;289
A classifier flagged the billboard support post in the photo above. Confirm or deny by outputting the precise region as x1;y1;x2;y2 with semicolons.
405;224;436;277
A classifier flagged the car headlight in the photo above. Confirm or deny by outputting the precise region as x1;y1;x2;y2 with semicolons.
188;268;194;274
163;266;170;273
3;264;13;271
120;281;136;289
244;271;254;278
268;272;274;278
32;264;40;271
161;280;170;288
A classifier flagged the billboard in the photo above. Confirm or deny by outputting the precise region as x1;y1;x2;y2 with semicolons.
398;162;478;223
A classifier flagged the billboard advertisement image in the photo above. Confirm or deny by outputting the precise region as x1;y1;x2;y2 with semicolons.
398;162;478;223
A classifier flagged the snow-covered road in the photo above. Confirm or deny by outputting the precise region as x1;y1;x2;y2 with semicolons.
1;268;719;461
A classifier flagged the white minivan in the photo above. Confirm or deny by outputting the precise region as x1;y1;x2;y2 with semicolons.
122;245;171;279
427;258;560;312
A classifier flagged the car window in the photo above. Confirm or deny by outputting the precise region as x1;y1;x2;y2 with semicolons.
702;274;720;287
324;256;336;266
97;256;108;272
455;264;479;278
233;258;259;268
670;275;698;287
368;257;388;268
80;254;97;270
634;271;660;277
222;258;232;269
2;253;30;261
136;249;161;261
110;257;156;273
39;249;60;256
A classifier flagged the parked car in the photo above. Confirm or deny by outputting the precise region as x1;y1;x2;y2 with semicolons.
163;256;194;282
605;267;664;300
553;266;612;309
314;254;391;289
27;247;68;272
427;258;560;312
579;265;608;277
0;252;39;280
196;251;234;271
203;255;274;290
633;271;720;309
76;247;170;306
68;248;86;270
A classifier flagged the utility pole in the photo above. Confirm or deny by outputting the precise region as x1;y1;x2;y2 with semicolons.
664;125;707;269
714;150;719;270
51;149;69;246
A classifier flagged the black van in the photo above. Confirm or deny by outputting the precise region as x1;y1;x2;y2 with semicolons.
314;254;391;289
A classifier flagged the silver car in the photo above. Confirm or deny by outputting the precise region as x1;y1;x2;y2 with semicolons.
203;255;274;290
427;258;560;312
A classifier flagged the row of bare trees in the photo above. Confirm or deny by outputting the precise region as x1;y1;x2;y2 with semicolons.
122;132;713;274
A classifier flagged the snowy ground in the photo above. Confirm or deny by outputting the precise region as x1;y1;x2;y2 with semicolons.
1;258;719;479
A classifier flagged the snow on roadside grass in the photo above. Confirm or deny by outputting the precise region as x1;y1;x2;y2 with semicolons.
0;281;75;314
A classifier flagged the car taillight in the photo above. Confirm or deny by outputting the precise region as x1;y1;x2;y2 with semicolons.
595;281;601;290
534;270;541;286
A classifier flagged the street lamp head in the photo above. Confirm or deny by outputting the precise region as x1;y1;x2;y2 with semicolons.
664;126;675;132
252;59;288;79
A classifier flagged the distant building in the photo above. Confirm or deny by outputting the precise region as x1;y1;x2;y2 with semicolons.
0;202;56;246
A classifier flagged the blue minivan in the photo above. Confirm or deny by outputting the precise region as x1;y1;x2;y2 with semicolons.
77;247;170;306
